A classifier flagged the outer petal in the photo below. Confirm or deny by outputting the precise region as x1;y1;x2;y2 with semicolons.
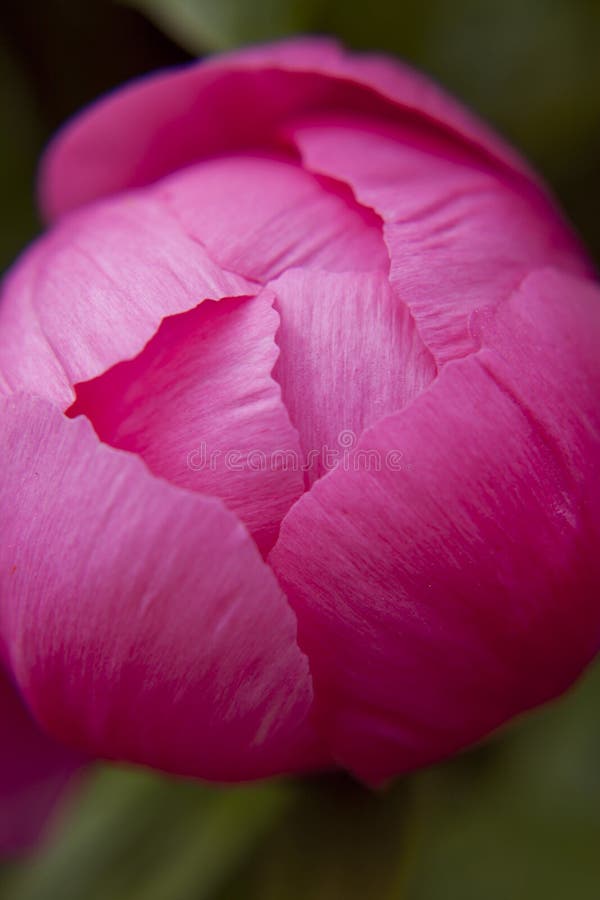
286;116;592;363
0;395;326;781
158;155;388;282
0;673;80;856
270;268;436;484
41;38;557;222
0;191;254;408
269;269;600;784
69;291;305;554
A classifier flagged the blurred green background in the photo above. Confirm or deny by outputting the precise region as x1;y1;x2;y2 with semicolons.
1;0;599;897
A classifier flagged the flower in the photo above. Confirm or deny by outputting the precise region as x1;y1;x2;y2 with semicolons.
1;39;600;797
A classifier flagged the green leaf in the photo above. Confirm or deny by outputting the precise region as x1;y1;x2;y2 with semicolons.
406;660;600;900
128;0;325;53
1;767;417;900
2;768;294;900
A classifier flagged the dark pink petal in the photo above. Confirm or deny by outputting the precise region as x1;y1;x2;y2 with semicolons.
0;192;253;407
157;154;388;282
0;672;80;856
269;269;600;784
286;117;592;363
270;268;436;484
0;395;327;780
41;38;552;221
69;291;305;554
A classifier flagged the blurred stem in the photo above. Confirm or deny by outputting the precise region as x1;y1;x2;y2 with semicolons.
220;773;418;900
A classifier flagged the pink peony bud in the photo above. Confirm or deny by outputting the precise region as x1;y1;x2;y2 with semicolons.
1;40;599;801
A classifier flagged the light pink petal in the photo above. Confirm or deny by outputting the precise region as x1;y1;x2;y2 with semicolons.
157;155;388;282
269;269;600;784
270;268;436;484
0;191;254;407
286;117;592;363
68;291;304;554
0;395;327;781
0;672;80;856
41;38;553;222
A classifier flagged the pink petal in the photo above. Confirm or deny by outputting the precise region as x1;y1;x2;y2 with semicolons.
40;38;553;222
0;395;327;781
0;191;254;407
0;672;80;856
269;269;600;784
270;268;436;484
157;154;388;282
68;291;304;554
286;117;592;364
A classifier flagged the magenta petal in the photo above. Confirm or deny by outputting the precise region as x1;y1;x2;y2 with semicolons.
0;395;326;780
270;268;436;483
69;291;305;554
269;269;600;784
0;672;80;856
158;155;388;281
41;38;550;221
287;117;592;363
0;192;254;407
